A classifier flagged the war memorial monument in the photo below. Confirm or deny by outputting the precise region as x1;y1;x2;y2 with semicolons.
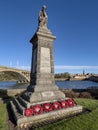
10;6;83;128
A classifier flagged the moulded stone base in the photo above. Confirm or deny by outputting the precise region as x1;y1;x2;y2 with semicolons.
11;104;83;127
25;85;65;103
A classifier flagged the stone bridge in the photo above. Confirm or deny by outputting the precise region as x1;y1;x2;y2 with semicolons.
0;66;30;83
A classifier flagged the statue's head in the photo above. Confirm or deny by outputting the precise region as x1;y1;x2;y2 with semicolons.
42;5;46;10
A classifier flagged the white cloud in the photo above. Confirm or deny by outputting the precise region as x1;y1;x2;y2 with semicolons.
55;65;98;70
15;66;31;70
13;65;98;71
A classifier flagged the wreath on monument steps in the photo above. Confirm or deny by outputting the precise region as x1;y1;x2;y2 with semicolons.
43;103;52;112
67;98;76;107
60;100;69;108
53;101;61;110
24;99;76;117
33;105;43;115
24;108;33;116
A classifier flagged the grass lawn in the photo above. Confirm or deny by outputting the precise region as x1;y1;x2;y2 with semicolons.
0;104;8;130
35;98;98;130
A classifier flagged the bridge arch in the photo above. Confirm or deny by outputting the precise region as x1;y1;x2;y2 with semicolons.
0;69;30;83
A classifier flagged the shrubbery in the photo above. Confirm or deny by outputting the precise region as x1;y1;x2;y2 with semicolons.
60;89;94;99
79;92;92;98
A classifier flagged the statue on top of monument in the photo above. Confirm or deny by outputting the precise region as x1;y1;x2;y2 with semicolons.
38;5;48;28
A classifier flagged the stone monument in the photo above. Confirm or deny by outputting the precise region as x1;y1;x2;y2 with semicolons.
26;5;65;103
11;6;83;128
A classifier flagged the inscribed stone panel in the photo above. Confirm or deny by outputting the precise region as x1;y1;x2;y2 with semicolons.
40;47;51;73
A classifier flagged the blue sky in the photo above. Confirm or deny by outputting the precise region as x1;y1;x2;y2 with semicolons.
0;0;98;74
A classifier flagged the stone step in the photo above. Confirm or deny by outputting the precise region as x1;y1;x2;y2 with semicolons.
17;96;30;108
10;101;23;122
13;98;25;115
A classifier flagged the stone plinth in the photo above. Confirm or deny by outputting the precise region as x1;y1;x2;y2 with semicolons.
25;27;65;103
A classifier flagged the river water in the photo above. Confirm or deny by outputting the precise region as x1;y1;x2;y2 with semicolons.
0;80;98;89
56;80;98;89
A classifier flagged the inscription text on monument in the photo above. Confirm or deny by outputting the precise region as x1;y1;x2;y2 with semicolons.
42;91;54;97
40;47;51;73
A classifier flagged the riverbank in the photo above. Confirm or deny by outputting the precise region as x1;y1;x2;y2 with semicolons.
55;78;88;81
0;86;98;100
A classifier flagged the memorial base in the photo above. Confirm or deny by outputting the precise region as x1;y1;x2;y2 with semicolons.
10;95;83;128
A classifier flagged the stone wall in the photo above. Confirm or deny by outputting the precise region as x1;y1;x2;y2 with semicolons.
7;89;26;96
